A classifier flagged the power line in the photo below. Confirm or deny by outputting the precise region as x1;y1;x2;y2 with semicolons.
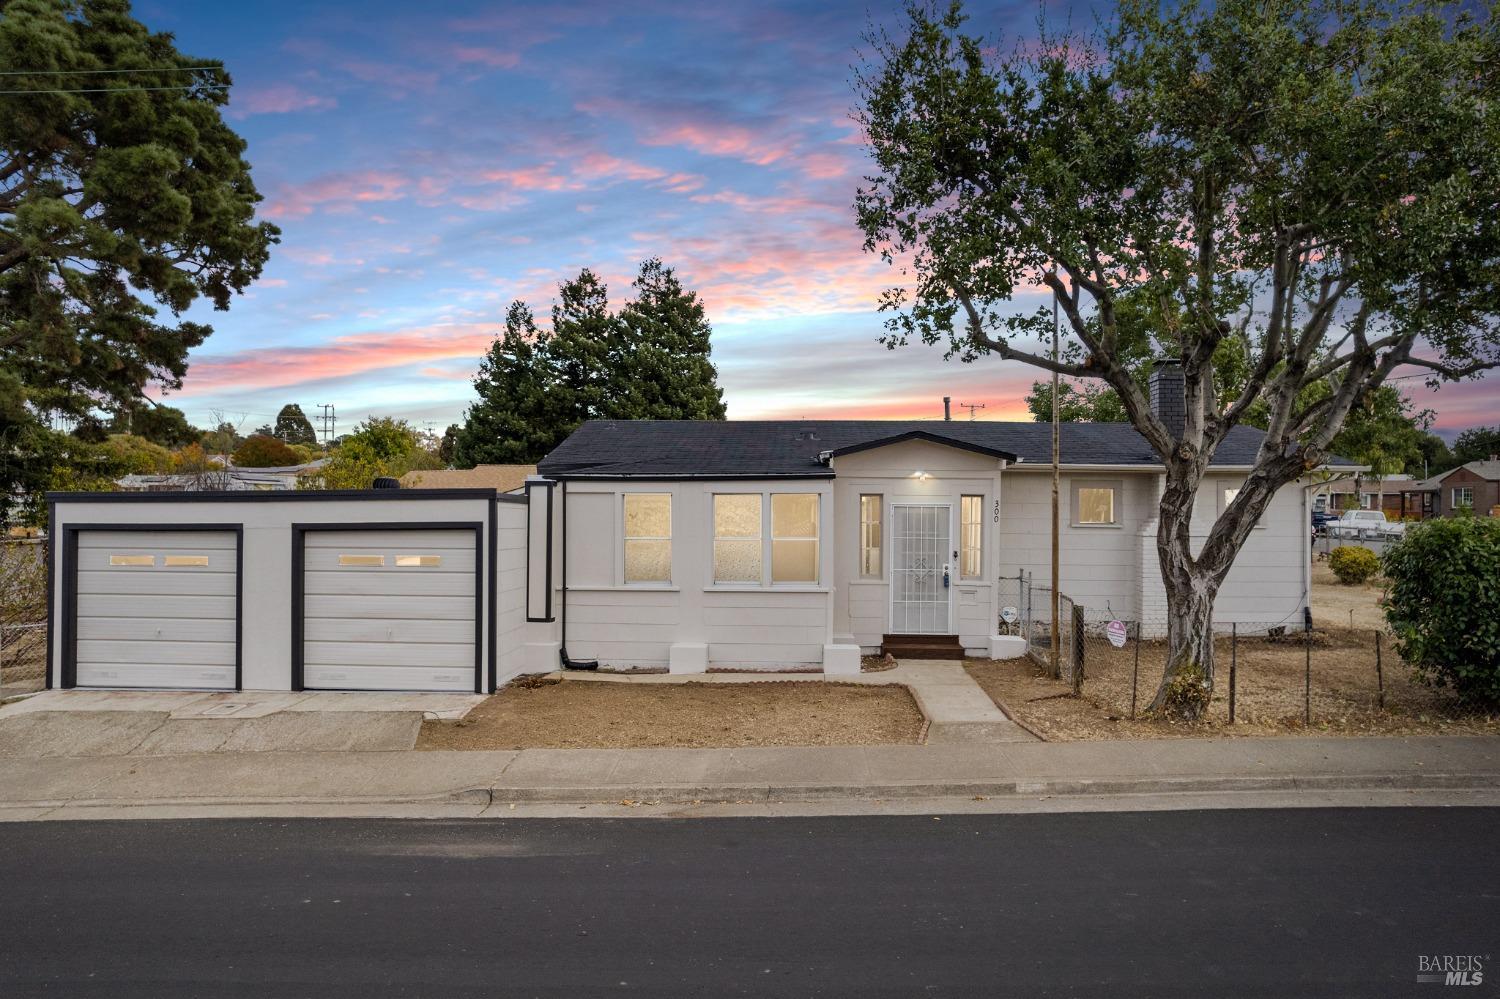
0;84;230;95
0;65;223;76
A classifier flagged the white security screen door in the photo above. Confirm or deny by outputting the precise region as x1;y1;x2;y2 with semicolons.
890;504;951;634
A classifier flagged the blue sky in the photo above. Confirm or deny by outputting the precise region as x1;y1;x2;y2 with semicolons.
139;0;1493;438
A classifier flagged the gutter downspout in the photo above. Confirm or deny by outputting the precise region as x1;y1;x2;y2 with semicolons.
558;478;599;670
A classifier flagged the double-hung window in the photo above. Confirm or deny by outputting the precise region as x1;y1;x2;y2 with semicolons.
623;493;672;583
713;492;821;585
1453;486;1474;509
959;495;983;578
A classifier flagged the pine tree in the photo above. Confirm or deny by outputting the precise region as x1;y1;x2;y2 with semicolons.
273;404;318;446
548;269;614;426
611;259;727;420
453;302;561;466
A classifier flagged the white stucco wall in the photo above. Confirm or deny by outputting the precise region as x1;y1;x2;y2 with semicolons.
48;491;500;692
545;479;835;669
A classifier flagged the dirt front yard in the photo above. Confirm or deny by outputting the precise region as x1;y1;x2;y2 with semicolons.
967;630;1498;741
417;677;926;750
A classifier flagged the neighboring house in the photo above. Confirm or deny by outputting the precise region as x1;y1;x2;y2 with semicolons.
44;367;1351;692
116;460;327;492
1313;474;1419;519
398;464;535;494
1416;456;1500;513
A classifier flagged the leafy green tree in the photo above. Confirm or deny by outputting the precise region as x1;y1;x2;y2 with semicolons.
273;404;317;447
200;421;243;457
312;416;438;489
613;258;727;420
109;404;198;448
102;433;174;474
1411;432;1456;478
1326;387;1432;504
0;0;277;519
1452;426;1500;465
856;0;1500;717
231;434;299;468
453;302;560;466
1384;517;1500;706
455;262;729;465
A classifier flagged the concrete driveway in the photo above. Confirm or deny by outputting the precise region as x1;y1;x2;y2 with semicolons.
0;690;486;758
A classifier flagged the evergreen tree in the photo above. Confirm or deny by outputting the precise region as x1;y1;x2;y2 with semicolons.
548;269;613;426
273;404;318;446
453;302;561;466
438;424;459;466
612;259;727;420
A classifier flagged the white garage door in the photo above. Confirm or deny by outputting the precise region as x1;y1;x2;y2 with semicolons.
302;529;477;692
74;530;238;690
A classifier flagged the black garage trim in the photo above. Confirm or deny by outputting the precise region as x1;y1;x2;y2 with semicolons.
487;500;498;692
291;521;486;695
525;479;555;623
46;488;498;503
58;523;245;691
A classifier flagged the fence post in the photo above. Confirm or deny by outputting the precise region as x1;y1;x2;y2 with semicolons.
1375;630;1384;710
1070;604;1085;695
1130;621;1140;720
1229;622;1237;725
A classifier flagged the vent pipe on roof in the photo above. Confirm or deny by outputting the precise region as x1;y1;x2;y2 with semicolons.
943;396;951;421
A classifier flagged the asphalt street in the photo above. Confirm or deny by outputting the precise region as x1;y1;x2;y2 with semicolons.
0;808;1495;997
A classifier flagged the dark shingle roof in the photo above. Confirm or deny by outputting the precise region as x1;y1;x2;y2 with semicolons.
537;420;1355;479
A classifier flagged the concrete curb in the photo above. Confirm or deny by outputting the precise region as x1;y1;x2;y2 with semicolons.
7;770;1496;812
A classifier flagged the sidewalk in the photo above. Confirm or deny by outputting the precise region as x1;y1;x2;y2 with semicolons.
2;736;1496;816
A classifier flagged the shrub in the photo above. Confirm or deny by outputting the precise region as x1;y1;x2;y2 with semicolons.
1329;545;1380;584
232;434;301;468
1382;518;1500;706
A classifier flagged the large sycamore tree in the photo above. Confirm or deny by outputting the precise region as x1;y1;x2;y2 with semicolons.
856;0;1500;716
0;0;277;518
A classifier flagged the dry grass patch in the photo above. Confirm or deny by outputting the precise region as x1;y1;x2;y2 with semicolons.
417;677;926;750
1310;559;1390;631
965;627;1500;742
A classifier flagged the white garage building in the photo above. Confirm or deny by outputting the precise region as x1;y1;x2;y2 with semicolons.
47;489;523;694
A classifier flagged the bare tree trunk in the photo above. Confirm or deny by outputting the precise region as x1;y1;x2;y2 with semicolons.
1149;568;1218;718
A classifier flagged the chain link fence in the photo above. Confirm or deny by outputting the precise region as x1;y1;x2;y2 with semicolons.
997;572;1443;724
1;539;48;694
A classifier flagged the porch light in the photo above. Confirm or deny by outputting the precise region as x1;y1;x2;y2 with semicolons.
913;470;930;481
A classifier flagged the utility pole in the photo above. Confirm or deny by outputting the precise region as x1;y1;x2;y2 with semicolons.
316;404;336;446
1050;269;1061;680
958;402;986;421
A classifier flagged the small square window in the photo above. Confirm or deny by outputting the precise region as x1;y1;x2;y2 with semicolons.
1072;481;1119;526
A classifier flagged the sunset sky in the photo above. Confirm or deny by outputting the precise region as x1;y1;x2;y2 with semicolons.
145;0;1494;439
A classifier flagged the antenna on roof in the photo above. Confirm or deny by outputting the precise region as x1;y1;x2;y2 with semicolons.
958;402;986;421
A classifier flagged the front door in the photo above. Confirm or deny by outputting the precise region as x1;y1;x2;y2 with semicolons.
890;503;951;634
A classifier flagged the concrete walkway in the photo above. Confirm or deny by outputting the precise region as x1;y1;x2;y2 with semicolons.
0;736;1496;817
565;658;1034;743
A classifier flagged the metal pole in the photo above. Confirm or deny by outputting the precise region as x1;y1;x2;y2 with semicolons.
1050;269;1061;680
1229;622;1237;724
1375;630;1384;709
1130;621;1140;719
1304;623;1312;727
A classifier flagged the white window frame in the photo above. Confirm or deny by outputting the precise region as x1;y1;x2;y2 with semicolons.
771;493;820;585
621;492;672;586
1070;479;1122;528
708;490;825;589
859;493;883;579
959;495;983;579
1453;486;1474;509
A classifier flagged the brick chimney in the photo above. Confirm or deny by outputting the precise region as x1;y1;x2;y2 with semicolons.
1149;360;1186;438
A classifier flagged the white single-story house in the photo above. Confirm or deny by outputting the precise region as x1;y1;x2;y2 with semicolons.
46;367;1351;693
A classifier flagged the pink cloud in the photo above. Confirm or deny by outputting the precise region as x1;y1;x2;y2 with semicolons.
263;171;408;220
257;278;289;288
183;323;504;393
452;45;522;69
230;83;335;118
480;164;578;191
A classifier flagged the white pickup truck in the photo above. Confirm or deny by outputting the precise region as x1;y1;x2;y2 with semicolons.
1326;509;1406;540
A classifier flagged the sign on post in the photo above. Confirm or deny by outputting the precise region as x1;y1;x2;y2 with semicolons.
1106;619;1128;649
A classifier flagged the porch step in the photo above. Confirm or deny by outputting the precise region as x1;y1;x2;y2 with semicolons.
880;634;965;660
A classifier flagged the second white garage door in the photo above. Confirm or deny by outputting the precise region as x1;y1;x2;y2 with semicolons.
301;528;479;692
